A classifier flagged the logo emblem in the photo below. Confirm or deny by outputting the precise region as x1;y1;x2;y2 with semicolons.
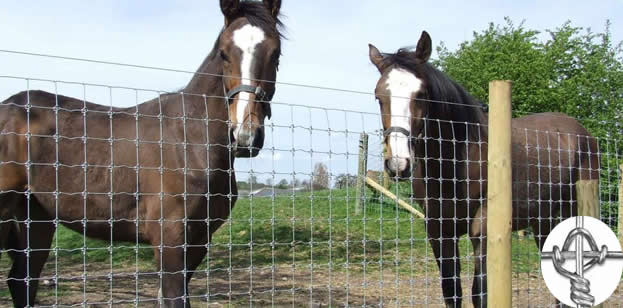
541;216;623;307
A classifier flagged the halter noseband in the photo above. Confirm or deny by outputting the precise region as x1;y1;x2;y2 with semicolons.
383;126;412;138
225;84;268;104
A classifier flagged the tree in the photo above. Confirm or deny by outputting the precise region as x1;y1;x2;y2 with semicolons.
301;179;311;189
236;181;249;190
277;179;289;189
435;18;623;226
334;173;357;189
312;162;329;189
248;174;258;186
435;18;622;134
265;178;273;187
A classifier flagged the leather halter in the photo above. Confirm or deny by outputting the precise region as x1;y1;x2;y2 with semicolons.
383;126;412;138
225;84;268;104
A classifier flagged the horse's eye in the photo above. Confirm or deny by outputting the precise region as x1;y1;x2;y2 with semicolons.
270;51;280;69
220;50;229;62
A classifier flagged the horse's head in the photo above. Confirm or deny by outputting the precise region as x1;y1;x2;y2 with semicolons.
369;31;432;179
219;0;282;157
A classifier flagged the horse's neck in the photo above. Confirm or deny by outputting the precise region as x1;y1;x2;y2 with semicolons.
421;120;462;157
423;105;486;155
184;55;225;100
173;54;230;119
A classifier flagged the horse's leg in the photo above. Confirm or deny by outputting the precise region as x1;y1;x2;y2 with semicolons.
0;193;20;262
152;243;207;308
184;221;209;302
154;220;211;308
184;244;208;303
427;219;462;308
469;206;487;308
7;198;55;308
157;243;189;308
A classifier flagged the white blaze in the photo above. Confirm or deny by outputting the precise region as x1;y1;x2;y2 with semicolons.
232;24;265;134
385;68;423;163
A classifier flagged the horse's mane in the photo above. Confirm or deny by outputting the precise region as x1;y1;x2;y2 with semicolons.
381;48;488;141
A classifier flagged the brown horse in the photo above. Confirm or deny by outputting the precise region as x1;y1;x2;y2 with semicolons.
369;31;599;307
0;0;283;307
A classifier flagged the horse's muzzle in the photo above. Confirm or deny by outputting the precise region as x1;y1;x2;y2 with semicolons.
232;125;264;158
384;157;411;180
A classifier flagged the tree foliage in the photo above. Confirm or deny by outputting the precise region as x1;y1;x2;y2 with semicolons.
435;18;623;225
277;179;289;189
435;18;622;134
334;174;357;189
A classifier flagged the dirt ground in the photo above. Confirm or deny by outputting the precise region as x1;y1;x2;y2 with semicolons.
0;262;621;307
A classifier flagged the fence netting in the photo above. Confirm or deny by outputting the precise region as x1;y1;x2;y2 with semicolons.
0;58;621;308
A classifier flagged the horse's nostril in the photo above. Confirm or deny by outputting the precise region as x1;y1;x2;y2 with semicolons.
384;160;397;177
401;164;412;179
384;158;411;179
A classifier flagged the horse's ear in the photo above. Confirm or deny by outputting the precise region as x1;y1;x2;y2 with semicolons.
263;0;282;18
369;44;384;72
414;31;432;63
220;0;241;25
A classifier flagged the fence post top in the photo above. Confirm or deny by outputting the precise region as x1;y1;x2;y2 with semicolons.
489;80;513;84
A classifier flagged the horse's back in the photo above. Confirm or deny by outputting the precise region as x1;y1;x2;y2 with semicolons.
0;91;38;192
509;112;599;221
511;112;598;174
0;90;232;230
513;112;590;135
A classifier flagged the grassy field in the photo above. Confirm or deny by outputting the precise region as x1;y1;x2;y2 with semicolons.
1;186;541;275
0;186;546;305
3;188;622;306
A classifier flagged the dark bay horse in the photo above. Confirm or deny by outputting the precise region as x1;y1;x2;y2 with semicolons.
0;0;283;307
369;31;599;307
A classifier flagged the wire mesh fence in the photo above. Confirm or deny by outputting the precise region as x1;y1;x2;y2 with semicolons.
0;55;621;307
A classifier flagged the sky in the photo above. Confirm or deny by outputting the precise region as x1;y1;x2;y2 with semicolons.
0;0;622;185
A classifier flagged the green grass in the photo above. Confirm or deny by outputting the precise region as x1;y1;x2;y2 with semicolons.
208;187;429;272
1;188;541;276
51;226;153;267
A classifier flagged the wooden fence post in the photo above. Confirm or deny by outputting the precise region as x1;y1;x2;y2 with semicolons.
364;177;425;218
355;133;369;215
382;143;390;189
575;178;601;308
576;180;600;218
486;80;513;308
618;165;623;249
